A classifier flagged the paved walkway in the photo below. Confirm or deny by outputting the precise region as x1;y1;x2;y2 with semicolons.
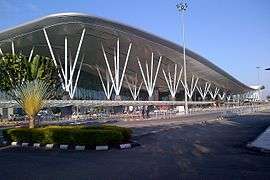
250;126;270;151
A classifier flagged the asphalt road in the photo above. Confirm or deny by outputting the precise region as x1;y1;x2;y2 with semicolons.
0;111;270;179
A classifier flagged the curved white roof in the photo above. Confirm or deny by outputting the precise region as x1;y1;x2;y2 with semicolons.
0;13;253;94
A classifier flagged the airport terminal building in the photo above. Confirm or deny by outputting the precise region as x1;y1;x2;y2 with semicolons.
0;13;254;103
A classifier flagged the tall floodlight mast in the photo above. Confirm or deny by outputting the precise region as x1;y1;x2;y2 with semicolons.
177;1;188;115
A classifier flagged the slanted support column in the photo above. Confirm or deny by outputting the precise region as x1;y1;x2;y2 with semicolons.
68;29;86;89
11;41;15;55
43;28;86;99
218;91;226;101
226;95;231;102
196;82;211;101
125;74;143;100
0;48;3;55
101;38;132;100
138;53;162;99
162;64;183;100
96;66;113;100
209;87;220;100
28;47;34;62
43;28;58;66
70;56;84;99
181;75;199;100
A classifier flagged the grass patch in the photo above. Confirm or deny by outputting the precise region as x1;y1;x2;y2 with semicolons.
3;125;132;146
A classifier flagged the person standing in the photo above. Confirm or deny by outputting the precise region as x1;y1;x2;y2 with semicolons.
146;106;150;118
141;106;145;119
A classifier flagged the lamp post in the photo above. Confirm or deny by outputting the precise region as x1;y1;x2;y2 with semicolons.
256;66;262;100
265;68;270;100
256;66;261;85
176;2;188;115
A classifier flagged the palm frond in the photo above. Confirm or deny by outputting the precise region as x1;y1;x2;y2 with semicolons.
10;80;52;118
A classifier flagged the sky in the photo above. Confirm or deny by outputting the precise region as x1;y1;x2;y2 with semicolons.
0;0;270;97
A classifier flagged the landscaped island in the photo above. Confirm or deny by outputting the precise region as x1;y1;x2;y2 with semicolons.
3;125;132;146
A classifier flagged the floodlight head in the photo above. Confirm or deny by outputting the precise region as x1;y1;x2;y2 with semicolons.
176;2;188;11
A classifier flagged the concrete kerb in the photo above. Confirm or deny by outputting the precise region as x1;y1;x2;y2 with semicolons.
33;143;41;148
0;140;140;151
11;142;18;146
60;144;69;150
75;145;85;151
246;126;270;153
95;145;108;150
21;142;29;147
45;144;54;149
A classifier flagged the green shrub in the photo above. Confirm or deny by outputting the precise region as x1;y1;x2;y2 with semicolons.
31;129;45;143
3;128;44;143
83;125;132;141
43;128;75;144
3;125;131;145
72;129;123;145
2;129;11;141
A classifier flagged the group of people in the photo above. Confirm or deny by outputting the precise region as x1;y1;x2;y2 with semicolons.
141;106;150;119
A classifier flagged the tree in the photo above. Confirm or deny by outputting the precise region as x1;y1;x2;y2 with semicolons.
0;53;61;93
10;80;52;128
0;54;27;91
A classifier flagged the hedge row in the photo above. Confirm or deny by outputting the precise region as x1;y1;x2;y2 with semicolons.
3;125;132;146
83;125;132;141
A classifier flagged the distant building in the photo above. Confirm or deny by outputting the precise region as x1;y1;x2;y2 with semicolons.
245;85;265;101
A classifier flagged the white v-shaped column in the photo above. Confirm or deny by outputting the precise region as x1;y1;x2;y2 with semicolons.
162;64;183;99
101;38;132;97
226;95;231;101
196;82;211;101
96;66;114;100
125;74;143;100
209;87;220;100
43;28;86;99
218;91;226;100
181;75;199;100
137;53;162;98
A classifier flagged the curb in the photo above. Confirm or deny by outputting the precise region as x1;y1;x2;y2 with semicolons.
45;144;54;149
0;141;140;151
33;143;40;148
60;144;69;150
96;145;108;151
246;142;270;153
22;143;29;147
119;143;131;149
11;142;18;146
75;145;85;151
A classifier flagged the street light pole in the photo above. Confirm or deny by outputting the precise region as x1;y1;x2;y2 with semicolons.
256;66;261;85
265;68;270;100
177;2;188;115
256;66;262;101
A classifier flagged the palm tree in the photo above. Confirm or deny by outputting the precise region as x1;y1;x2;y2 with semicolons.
10;80;52;128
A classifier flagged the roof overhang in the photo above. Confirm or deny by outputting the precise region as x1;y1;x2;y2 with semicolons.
0;13;253;94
